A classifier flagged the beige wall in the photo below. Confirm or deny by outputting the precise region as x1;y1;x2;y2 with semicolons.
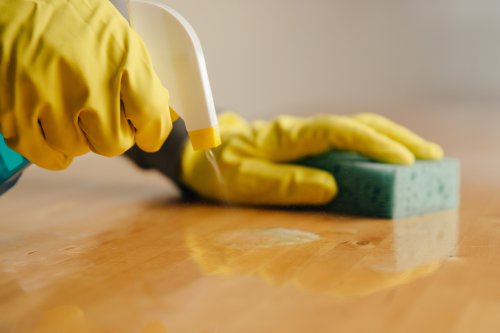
164;0;500;119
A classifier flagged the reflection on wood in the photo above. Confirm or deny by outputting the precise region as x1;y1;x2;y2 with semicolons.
186;208;458;298
1;108;500;333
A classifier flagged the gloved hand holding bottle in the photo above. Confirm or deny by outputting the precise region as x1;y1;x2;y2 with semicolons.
0;0;444;207
127;112;443;206
0;0;173;171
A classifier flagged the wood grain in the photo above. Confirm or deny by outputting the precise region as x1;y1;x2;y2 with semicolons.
1;107;500;333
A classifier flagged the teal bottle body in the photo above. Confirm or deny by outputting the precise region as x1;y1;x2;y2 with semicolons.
0;134;29;194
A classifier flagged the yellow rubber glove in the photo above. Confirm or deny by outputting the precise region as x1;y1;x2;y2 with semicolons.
181;112;443;205
0;0;173;170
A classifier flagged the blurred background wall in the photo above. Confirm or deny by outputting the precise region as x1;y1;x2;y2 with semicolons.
164;0;500;119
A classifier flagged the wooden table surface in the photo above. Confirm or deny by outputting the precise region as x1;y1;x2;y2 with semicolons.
1;107;500;333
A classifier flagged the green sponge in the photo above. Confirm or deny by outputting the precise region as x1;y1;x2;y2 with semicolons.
297;151;460;219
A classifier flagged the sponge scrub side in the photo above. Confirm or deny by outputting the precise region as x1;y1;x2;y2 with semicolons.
297;151;460;219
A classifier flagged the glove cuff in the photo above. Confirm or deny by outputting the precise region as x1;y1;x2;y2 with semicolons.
124;119;195;196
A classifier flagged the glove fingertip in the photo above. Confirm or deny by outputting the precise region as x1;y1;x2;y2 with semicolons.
382;147;415;165
315;176;338;204
296;170;338;205
397;151;416;165
136;125;173;153
133;107;173;153
422;142;444;160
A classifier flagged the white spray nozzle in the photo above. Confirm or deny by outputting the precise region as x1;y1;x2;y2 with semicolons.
116;0;221;150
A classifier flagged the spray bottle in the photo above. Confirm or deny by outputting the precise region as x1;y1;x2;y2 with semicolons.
0;0;220;195
0;136;29;194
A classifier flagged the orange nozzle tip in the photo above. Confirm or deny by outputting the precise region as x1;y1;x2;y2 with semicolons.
188;127;221;150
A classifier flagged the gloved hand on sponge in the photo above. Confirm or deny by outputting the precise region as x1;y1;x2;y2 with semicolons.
0;0;173;170
128;112;443;206
0;0;443;207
